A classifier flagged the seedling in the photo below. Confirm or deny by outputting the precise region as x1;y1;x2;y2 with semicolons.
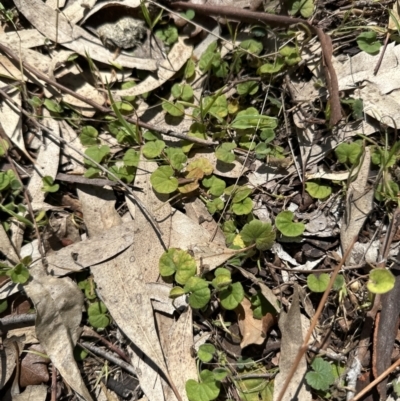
275;211;305;237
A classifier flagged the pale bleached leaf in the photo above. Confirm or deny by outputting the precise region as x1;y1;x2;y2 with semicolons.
24;270;92;401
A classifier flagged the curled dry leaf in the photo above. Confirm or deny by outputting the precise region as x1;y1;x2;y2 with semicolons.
19;344;50;387
235;297;277;348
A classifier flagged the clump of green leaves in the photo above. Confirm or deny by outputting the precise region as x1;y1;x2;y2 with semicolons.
159;250;245;310
0;256;31;285
356;31;382;55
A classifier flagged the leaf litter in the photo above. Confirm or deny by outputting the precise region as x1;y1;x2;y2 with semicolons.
1;0;400;401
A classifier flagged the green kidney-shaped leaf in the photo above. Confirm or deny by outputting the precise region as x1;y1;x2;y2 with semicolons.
186;377;220;401
108;165;135;183
84;145;110;168
212;274;232;290
202;175;226;197
305;358;335;391
237;81;259;96
159;248;196;284
219;282;244;310
123;149;140;167
333;275;345;291
169;286;186;298
306;180;332;199
80;126;99;146
142;140;166;159
164;147;187;171
7;263;30;284
162;100;185;117
367;269;395;294
215;142;236;163
335;142;362;165
198;344;216;363
307;273;330;293
232;187;252;203
206;198;224;215
87;301;109;329
185;277;211;309
275;211;305;237
150;166;178;194
257;57;285;74
240;220;275;250
287;0;314;18
232;198;253;215
41;176;60;193
240;39;263;55
357;31;382;55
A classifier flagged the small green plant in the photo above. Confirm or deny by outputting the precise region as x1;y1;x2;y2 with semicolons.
275;211;305;237
356;31;382;55
197;344;216;363
305;358;336;391
41;176;59;193
87;301;110;329
286;0;314;18
306;180;332;199
335;142;362;166
0;256;31;285
155;25;178;45
186;369;227;401
307;273;330;293
367;268;395;294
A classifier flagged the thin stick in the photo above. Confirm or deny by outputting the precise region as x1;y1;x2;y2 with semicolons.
350;357;400;401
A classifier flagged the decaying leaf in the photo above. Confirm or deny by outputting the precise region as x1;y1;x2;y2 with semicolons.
45;220;135;276
24;269;91;401
273;285;311;401
340;147;374;261
19;344;50;387
235;297;276;348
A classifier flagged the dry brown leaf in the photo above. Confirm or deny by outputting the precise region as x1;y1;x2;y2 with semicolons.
45;220;135;276
14;0;158;70
273;285;311;401
19;344;50;388
0;337;19;391
12;384;47;401
340;147;374;261
235;297;271;348
24;270;91;401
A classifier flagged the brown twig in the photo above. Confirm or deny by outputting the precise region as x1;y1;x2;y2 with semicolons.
0;43;217;147
169;1;342;126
